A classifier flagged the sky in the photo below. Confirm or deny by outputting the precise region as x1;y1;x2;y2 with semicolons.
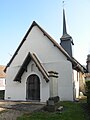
0;0;90;66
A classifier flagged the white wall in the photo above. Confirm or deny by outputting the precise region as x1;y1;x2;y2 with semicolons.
5;26;73;102
5;60;73;101
5;61;49;102
44;61;73;101
10;26;67;67
5;66;26;100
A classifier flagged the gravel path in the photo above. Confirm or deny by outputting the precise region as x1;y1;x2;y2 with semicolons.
0;101;45;120
0;109;23;120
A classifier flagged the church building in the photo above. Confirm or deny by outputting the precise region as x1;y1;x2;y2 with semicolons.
4;9;86;102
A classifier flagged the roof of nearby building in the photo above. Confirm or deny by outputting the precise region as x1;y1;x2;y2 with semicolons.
4;21;86;73
0;65;6;78
85;73;90;77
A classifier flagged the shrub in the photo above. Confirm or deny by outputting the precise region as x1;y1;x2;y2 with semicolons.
86;80;90;105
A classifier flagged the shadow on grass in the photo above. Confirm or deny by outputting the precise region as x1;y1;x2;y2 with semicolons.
81;103;90;120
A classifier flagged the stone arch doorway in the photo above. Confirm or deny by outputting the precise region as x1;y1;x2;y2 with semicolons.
26;74;40;101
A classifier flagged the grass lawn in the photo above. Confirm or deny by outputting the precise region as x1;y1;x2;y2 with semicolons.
17;100;89;120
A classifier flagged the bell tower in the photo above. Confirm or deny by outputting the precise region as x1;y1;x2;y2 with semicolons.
60;9;74;57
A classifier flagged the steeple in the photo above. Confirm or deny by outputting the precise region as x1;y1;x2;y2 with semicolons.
63;9;67;35
60;8;74;57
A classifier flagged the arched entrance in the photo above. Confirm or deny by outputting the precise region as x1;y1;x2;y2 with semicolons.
26;74;40;101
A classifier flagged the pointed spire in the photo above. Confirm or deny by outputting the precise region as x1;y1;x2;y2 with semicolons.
61;8;72;40
63;9;67;35
60;7;74;57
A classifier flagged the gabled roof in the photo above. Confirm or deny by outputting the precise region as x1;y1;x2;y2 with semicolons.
4;21;86;73
4;21;73;72
14;52;49;83
0;65;6;78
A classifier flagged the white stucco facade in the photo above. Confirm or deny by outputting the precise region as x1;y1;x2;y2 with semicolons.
5;23;82;102
44;61;73;101
5;61;50;102
5;61;73;102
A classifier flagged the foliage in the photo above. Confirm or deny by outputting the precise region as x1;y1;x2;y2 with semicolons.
17;101;86;120
86;80;90;105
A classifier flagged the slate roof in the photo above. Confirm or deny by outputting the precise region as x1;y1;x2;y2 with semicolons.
61;9;72;40
4;21;86;73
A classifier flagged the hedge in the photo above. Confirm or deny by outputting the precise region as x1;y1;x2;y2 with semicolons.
86;80;90;105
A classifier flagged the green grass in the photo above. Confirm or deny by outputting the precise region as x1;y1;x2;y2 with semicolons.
17;101;88;120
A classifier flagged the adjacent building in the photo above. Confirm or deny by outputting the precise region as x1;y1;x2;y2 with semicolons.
0;65;6;91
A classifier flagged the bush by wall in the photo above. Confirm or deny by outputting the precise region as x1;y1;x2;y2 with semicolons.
86;80;90;105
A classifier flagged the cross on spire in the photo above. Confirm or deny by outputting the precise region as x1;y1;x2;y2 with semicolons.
62;1;65;9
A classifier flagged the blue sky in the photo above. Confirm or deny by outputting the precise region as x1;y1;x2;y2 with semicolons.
0;0;90;65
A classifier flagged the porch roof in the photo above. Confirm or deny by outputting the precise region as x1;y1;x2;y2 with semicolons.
14;52;49;83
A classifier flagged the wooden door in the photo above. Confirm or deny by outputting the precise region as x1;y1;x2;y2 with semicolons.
26;74;40;100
